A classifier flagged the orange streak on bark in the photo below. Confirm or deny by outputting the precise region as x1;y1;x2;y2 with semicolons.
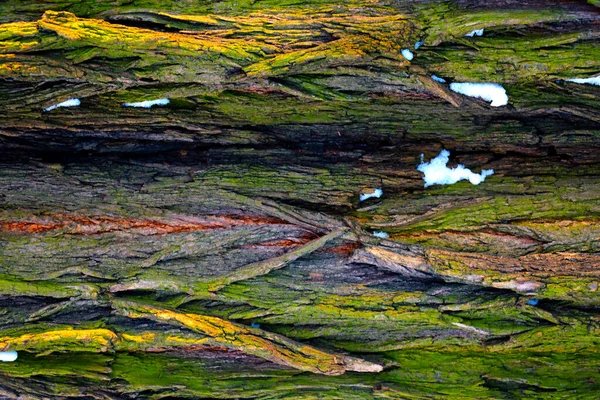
242;234;317;248
0;214;291;235
0;222;66;233
321;242;361;256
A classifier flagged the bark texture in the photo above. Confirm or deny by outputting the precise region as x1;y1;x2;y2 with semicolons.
0;0;599;399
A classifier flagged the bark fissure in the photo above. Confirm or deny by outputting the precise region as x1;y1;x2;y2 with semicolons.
0;0;599;398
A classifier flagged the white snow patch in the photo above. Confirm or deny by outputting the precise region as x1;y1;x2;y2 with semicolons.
0;351;17;362
359;188;383;202
566;76;600;86
373;231;389;239
44;98;81;112
417;150;493;187
449;82;508;107
401;49;414;61
431;75;446;83
123;98;170;108
465;28;484;37
414;41;423;50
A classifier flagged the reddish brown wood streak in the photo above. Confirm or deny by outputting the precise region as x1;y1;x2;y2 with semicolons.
1;221;65;233
242;230;319;248
320;242;361;256
0;214;291;235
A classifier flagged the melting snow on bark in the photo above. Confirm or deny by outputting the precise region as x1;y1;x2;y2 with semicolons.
417;150;494;187
0;351;17;362
431;75;446;83
360;188;383;202
123;98;170;108
373;231;389;239
566;76;600;86
449;82;508;107
401;49;414;61
44;98;81;112
465;28;484;37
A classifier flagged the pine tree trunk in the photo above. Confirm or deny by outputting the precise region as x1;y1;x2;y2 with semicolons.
1;1;599;398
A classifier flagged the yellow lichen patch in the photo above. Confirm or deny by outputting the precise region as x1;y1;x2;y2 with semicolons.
0;21;40;53
191;9;412;75
0;21;39;40
40;11;269;60
113;299;381;375
116;331;213;352
0;8;413;82
39;11;84;40
0;328;117;354
158;12;221;26
120;332;156;344
163;334;210;346
0;10;271;65
0;61;38;75
0;327;220;358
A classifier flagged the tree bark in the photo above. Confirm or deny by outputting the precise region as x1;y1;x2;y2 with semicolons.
0;1;599;398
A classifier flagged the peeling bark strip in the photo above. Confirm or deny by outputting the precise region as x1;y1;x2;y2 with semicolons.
0;323;382;375
0;0;600;398
113;300;382;375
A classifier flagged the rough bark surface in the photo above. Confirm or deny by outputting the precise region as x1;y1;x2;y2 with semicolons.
0;0;599;399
